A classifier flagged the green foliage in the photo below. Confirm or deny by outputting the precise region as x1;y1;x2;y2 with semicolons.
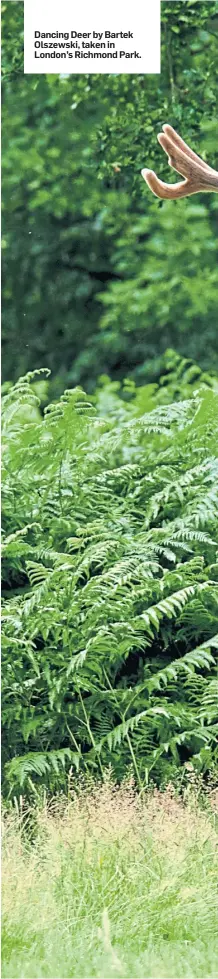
2;2;218;393
98;198;218;379
2;367;218;796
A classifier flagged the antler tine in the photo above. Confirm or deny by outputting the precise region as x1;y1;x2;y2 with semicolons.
141;124;218;200
162;125;213;172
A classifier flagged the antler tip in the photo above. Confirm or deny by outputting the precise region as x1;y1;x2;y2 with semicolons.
141;167;155;184
157;132;167;148
162;123;174;135
141;168;166;198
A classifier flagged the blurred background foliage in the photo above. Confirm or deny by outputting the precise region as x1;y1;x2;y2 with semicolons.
2;1;218;398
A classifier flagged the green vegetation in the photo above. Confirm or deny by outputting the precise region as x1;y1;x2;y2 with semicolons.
2;362;218;796
1;0;218;804
2;785;218;979
2;4;218;974
2;2;218;395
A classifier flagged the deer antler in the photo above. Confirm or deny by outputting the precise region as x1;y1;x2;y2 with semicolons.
141;124;218;199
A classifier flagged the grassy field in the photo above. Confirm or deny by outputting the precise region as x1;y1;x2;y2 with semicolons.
2;781;218;979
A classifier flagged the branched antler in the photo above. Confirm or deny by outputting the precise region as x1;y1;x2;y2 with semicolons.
141;124;218;199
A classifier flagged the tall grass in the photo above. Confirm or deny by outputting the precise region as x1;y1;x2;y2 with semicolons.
2;371;218;796
2;782;218;978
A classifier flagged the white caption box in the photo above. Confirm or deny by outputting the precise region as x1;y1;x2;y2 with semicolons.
24;0;160;75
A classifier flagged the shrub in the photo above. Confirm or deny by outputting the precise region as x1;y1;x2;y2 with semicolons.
2;367;218;795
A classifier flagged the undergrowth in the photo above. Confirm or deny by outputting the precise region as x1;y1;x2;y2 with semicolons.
2;362;218;795
2;782;218;979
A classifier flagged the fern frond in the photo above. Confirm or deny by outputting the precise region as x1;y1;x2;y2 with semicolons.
2;372;218;793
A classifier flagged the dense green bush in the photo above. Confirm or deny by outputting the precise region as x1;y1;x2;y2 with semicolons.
98;198;218;380
2;366;218;796
2;1;218;393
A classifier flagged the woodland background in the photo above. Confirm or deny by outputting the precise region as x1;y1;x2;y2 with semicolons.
2;0;218;398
